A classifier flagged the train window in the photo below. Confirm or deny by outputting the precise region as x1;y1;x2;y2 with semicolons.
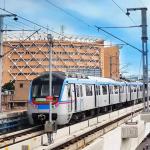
128;86;130;92
98;86;101;95
120;86;124;93
80;85;83;97
134;86;136;92
102;85;107;95
32;85;39;97
96;85;98;95
131;86;133;93
53;85;62;96
137;86;139;92
114;86;119;94
76;85;79;97
67;84;71;97
145;84;147;91
86;85;93;96
109;86;113;94
140;86;143;91
41;85;49;97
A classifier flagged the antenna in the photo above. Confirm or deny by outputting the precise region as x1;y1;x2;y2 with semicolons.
60;25;65;35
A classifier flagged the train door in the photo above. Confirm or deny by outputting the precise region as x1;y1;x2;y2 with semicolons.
109;85;114;105
75;84;84;112
67;84;75;112
95;85;100;107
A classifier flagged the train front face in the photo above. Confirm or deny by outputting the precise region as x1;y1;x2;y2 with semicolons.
27;73;65;125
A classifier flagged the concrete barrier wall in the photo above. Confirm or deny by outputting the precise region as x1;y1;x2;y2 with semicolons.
1;104;145;150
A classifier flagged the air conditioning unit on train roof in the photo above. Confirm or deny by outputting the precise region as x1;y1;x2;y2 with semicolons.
66;72;88;79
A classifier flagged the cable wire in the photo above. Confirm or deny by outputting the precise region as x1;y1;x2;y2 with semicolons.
95;25;141;28
5;18;25;29
111;0;141;31
0;7;63;36
95;26;142;52
44;0;109;39
1;28;41;57
3;23;23;30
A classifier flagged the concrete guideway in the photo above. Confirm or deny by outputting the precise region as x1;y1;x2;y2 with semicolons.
0;103;145;150
83;115;149;150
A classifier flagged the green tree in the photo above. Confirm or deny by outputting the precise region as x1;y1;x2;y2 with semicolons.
2;82;15;91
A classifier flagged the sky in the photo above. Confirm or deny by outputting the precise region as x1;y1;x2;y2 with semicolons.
0;0;150;77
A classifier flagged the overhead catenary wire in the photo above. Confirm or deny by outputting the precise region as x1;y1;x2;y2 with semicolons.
96;25;141;28
6;18;46;35
1;28;41;57
0;7;142;54
44;0;109;39
0;8;64;36
5;18;25;29
111;0;141;30
3;23;23;30
112;62;132;75
42;1;143;52
95;26;142;52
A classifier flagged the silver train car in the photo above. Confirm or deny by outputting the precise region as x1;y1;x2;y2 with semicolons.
27;72;150;125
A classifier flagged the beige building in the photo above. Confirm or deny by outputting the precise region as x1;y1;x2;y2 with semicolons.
2;34;119;85
2;80;30;111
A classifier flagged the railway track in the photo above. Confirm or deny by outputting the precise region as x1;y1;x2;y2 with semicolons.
0;102;144;149
35;103;144;150
0;125;44;148
52;108;143;150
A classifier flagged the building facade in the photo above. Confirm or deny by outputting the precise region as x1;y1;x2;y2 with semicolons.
2;34;119;85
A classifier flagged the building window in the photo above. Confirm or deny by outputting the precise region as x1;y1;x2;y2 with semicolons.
20;83;23;88
17;103;25;106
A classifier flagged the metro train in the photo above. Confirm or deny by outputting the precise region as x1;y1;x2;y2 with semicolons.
27;72;150;125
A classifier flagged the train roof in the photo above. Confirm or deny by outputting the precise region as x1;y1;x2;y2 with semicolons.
35;72;143;86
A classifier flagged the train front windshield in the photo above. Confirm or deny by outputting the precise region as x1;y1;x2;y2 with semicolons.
32;84;62;98
32;74;65;99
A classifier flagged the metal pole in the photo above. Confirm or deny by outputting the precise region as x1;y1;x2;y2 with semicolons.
126;7;149;112
0;14;17;113
46;34;53;144
110;57;112;78
141;8;149;112
0;16;3;112
48;34;53;123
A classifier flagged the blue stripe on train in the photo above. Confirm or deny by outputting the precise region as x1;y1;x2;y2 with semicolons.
38;105;49;109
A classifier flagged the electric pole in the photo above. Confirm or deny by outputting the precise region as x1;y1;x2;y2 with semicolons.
0;14;16;112
45;34;54;144
126;8;149;112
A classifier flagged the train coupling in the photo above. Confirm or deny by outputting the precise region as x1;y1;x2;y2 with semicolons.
38;114;46;121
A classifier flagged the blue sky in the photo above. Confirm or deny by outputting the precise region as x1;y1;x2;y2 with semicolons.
0;0;150;76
